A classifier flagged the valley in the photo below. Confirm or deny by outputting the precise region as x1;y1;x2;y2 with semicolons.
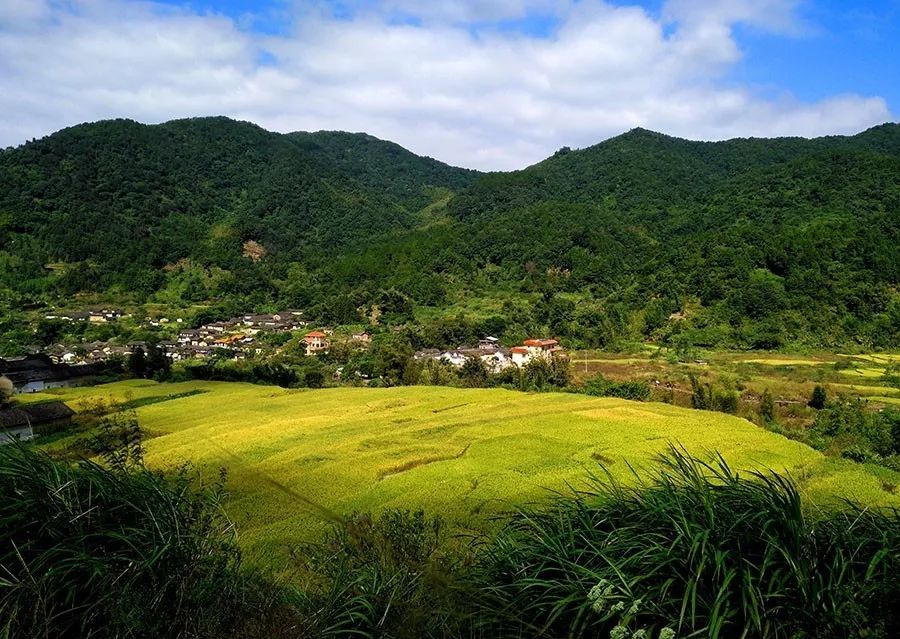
26;379;900;569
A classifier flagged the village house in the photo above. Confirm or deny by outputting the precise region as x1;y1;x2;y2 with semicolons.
351;331;371;344
301;331;330;356
0;355;100;393
478;336;500;350
439;350;469;367
44;308;122;323
0;401;75;444
240;312;306;332
414;348;441;361
478;349;512;372
414;339;513;373
511;338;564;367
86;309;122;324
143;316;171;327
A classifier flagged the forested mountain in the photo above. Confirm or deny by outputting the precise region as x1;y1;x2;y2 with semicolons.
1;117;898;349
0;117;475;295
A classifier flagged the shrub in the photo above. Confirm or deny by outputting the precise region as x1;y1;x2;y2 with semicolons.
459;356;489;388
811;397;897;460
303;369;326;389
79;409;145;470
759;388;776;422
419;358;456;386
689;375;738;414
467;447;900;638
519;356;571;391
809;385;828;410
583;374;651;401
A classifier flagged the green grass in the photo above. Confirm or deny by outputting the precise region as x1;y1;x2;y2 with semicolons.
30;381;900;569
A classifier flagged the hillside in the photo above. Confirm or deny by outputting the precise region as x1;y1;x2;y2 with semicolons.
28;380;900;567
1;118;899;350
0;117;476;298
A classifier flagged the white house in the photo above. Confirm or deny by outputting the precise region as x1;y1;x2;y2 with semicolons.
510;338;564;367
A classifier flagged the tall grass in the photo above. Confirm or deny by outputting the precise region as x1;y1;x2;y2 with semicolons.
295;509;470;639
468;447;900;638
2;440;898;637
0;443;284;639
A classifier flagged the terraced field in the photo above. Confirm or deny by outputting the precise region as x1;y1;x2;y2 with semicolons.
29;381;900;568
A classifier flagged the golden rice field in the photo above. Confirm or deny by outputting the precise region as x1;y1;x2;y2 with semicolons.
30;381;900;568
734;358;832;366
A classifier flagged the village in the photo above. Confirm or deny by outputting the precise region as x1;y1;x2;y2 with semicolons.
41;309;314;365
3;306;568;400
0;327;565;444
36;306;566;369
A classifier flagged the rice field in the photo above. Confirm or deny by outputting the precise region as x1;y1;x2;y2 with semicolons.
29;380;900;568
735;358;831;366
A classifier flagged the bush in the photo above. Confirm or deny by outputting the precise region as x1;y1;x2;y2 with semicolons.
583;374;651;401
759;388;776;423
459;356;489;388
809;385;828;410
419;358;456;386
518;356;571;391
303;369;325;389
811;398;898;461
689;374;738;414
467;447;900;638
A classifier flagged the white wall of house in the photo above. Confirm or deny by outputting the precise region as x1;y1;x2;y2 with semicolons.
0;424;33;444
511;351;529;367
17;380;71;394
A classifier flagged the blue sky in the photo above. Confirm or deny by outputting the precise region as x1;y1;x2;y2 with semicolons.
0;0;897;169
729;1;900;109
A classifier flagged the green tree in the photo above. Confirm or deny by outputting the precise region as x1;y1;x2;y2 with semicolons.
760;389;775;423
145;344;171;381
809;385;827;410
373;335;414;387
127;347;147;378
419;359;455;386
303;369;325;389
459;357;488;388
0;375;14;407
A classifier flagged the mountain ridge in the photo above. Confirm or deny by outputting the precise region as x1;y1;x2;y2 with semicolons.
7;115;898;170
1;116;898;350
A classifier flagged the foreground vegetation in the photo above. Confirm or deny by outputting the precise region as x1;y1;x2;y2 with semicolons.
2;442;897;638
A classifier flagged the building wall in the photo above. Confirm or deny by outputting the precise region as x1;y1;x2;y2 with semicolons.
0;425;34;444
17;380;71;394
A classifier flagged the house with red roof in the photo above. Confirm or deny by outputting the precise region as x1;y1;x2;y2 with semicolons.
301;331;330;356
511;338;564;367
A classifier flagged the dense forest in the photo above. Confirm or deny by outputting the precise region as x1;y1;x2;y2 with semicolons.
1;117;899;350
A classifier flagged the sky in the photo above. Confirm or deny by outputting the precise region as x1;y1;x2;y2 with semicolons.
0;0;898;170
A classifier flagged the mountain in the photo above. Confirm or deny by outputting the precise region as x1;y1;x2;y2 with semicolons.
0;117;476;294
1;117;898;350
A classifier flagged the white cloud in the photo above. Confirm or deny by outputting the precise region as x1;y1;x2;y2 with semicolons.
0;0;891;169
663;0;807;34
